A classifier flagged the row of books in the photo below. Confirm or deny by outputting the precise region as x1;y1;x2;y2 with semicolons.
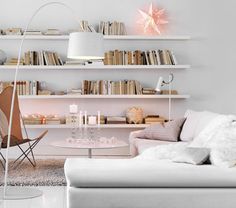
104;50;178;65
24;51;63;66
99;21;126;35
0;28;62;35
0;81;40;95
82;80;142;95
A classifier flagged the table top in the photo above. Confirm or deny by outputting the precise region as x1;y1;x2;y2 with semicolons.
51;138;128;150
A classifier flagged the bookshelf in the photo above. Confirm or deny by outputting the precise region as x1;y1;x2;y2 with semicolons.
19;94;190;100
0;35;191;41
0;65;190;70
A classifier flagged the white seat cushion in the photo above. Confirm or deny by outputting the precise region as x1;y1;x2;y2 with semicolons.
65;158;236;188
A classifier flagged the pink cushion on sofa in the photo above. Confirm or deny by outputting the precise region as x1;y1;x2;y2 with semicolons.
136;118;186;142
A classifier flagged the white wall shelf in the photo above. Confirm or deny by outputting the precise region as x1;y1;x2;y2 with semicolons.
0;35;191;41
19;94;190;99
24;124;149;129
0;65;190;70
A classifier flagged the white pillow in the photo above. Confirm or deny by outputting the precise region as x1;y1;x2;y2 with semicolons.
180;110;218;142
172;147;210;165
210;148;236;168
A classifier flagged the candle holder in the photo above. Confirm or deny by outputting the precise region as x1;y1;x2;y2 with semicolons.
70;113;78;139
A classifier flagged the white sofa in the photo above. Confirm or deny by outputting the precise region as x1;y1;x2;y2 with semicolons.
65;110;236;208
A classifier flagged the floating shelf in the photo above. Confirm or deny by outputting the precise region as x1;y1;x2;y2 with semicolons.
24;124;149;129
0;35;191;41
0;65;190;70
19;94;190;99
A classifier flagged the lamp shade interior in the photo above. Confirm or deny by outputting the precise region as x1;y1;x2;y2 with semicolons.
67;32;104;60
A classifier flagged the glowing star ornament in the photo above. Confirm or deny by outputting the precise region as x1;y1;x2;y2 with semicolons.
138;3;168;35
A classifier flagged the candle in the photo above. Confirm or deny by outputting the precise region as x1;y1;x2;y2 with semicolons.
97;111;101;127
84;111;87;127
79;111;83;127
88;116;97;125
69;104;78;114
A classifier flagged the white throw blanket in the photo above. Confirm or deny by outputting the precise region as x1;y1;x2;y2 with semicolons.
138;115;236;167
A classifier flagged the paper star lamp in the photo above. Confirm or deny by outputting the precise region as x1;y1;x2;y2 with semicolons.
138;3;168;35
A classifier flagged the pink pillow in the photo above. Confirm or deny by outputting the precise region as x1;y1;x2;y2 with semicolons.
136;118;186;142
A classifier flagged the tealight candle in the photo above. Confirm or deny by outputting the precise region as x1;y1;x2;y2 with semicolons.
84;111;87;127
97;111;101;127
88;116;97;125
69;104;78;114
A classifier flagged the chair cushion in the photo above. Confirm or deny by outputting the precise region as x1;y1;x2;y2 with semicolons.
180;110;219;142
136;118;186;142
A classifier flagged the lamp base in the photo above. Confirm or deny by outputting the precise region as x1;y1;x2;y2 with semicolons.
0;187;43;200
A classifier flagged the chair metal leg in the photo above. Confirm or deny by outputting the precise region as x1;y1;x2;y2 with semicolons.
13;140;40;169
14;145;36;169
0;152;5;170
14;140;39;165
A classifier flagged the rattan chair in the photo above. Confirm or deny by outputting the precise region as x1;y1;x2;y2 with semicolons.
0;86;48;169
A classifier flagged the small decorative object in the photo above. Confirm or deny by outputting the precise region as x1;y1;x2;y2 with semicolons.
126;107;144;124
138;3;168;35
69;105;78;139
155;73;174;93
0;50;7;65
69;104;78;114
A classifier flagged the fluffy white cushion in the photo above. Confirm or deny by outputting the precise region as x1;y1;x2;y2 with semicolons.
180;110;219;142
172;147;210;165
190;115;236;168
210;148;236;168
137;143;188;160
136;118;186;142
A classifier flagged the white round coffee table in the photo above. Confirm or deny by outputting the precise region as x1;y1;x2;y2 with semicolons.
51;139;128;158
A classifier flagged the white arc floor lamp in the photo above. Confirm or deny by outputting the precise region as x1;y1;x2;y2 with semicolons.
0;1;104;200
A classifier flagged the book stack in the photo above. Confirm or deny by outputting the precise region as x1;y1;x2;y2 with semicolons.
44;29;61;35
24;51;63;65
24;30;42;35
106;116;127;124
64;60;85;65
0;80;39;95
82;80;142;95
104;50;178;65
142;88;156;95
99;21;126;35
4;28;22;35
144;115;166;124
80;20;96;32
4;58;24;65
23;114;64;125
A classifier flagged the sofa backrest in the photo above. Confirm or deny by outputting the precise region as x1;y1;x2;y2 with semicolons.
180;110;219;142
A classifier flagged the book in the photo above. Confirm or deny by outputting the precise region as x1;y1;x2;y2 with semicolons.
104;50;178;66
99;21;126;35
106;116;127;124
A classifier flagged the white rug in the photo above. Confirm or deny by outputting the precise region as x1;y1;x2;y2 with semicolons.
0;159;66;186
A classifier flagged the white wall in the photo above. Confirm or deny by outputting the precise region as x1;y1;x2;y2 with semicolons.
1;0;236;157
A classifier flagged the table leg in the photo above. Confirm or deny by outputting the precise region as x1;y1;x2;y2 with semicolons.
88;148;92;158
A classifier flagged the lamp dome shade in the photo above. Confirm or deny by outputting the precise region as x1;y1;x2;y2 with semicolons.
67;32;104;60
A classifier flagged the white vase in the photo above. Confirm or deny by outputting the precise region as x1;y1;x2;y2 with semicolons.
0;49;7;65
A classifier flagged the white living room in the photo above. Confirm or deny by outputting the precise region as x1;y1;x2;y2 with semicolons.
0;0;236;208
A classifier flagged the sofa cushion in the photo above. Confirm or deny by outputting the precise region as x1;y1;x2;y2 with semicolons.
172;147;210;165
136;118;186;142
180;110;219;142
65;158;236;188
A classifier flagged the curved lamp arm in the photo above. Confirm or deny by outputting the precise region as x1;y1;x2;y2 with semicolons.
3;1;81;197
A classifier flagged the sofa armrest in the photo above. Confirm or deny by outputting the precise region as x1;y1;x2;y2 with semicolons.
129;130;143;157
